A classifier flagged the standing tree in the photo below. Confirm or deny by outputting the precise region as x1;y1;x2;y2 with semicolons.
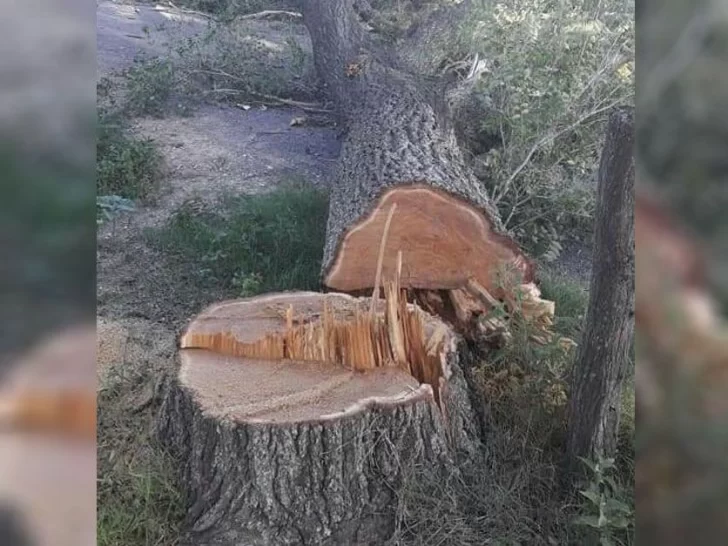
565;106;635;474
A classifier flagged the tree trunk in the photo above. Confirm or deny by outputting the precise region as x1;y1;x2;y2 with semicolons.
301;0;533;298
157;292;481;546
565;106;635;473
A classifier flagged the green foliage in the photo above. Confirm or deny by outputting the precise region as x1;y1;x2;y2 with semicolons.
455;0;633;257
97;359;184;546
96;108;162;201
573;456;634;546
538;272;589;338
472;275;586;444
150;183;329;296
124;56;193;117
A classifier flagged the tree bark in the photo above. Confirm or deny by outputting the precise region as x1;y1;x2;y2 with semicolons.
157;292;482;546
565;106;635;473
301;0;533;297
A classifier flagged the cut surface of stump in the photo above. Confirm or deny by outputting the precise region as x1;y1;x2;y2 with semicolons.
325;185;532;295
159;291;481;546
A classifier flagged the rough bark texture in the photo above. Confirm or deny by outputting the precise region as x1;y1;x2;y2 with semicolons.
300;0;526;287
157;294;482;546
565;107;635;470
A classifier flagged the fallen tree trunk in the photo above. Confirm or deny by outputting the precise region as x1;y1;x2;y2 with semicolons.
301;0;533;298
158;290;481;546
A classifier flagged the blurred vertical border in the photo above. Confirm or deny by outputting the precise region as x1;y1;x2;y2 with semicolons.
0;1;96;545
636;0;728;543
0;0;96;369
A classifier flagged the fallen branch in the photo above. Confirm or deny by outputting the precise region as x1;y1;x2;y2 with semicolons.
236;10;302;22
157;1;213;20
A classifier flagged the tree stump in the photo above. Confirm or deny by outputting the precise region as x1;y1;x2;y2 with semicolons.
158;291;480;546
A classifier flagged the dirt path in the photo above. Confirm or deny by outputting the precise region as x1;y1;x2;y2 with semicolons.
97;0;340;331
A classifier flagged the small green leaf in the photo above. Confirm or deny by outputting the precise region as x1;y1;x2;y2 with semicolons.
573;515;601;528
579;489;601;506
606;498;632;515
578;456;597;473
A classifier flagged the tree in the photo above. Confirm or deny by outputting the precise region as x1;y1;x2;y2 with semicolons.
565;106;635;473
157;1;567;544
301;0;534;299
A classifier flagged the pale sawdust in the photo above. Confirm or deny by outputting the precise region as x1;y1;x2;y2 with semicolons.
97;316;178;383
180;350;419;423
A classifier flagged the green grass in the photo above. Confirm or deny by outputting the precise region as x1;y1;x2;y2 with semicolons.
97;360;184;546
150;182;329;296
539;272;590;339
97;108;162;201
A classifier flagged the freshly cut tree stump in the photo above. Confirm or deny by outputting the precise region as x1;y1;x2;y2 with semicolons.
158;291;480;546
301;0;534;298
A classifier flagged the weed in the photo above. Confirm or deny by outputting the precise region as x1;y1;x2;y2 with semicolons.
395;270;633;546
149;183;329;296
538;272;589;339
573;456;634;546
96;108;162;201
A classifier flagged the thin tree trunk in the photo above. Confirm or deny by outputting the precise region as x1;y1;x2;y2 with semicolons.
565;106;635;473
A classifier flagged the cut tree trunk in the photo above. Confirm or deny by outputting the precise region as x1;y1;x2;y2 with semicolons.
157;291;481;546
301;0;534;299
565;106;635;473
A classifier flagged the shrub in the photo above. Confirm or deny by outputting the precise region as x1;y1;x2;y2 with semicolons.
150;182;329;295
123;56;194;117
451;0;634;257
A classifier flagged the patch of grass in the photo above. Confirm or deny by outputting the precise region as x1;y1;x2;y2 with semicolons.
539;272;589;339
149;182;329;296
96;108;163;201
97;357;183;546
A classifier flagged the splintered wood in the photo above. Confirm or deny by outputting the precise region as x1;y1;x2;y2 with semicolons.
181;283;447;403
460;277;574;350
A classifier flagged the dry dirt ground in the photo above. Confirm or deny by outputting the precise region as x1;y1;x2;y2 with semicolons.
97;0;340;347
